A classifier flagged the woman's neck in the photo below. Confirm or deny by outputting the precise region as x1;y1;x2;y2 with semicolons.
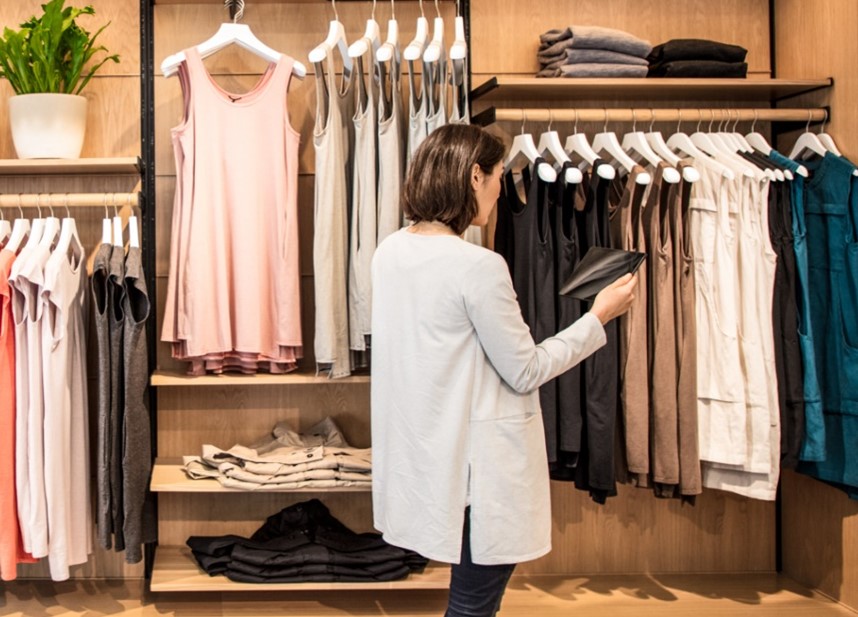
408;220;458;236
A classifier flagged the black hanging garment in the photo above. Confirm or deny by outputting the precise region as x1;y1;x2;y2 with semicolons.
767;179;805;468
550;163;586;479
574;163;620;504
496;162;558;463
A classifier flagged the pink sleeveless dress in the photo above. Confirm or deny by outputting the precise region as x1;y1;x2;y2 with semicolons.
162;47;303;375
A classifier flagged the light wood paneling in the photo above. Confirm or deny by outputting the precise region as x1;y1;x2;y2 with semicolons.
469;0;771;76
781;471;858;610
158;492;374;545
773;1;858;610
156;385;371;455
0;0;140;76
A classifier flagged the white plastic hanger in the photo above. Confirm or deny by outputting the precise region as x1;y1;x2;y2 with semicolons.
645;110;699;183
450;0;467;61
564;110;616;180
37;195;61;252
789;110;829;160
128;199;141;249
376;0;399;62
505;111;557;183
712;111;774;180
112;194;124;248
0;207;10;249
162;5;306;79
816;109;846;157
100;194;112;245
348;0;382;58
53;196;79;260
592;111;651;185
622;110;680;183
667;110;735;180
404;0;429;61
537;112;582;184
5;195;30;255
422;0;445;63
309;0;353;72
691;111;755;178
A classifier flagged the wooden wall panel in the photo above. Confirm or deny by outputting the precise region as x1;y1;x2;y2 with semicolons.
469;0;770;77
781;472;858;610
773;1;858;609
0;0;143;581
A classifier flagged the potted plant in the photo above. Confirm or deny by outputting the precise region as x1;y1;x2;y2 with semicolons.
0;0;119;159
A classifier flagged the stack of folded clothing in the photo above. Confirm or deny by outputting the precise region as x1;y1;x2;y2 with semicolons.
188;499;429;583
537;25;652;78
647;38;748;77
183;417;372;490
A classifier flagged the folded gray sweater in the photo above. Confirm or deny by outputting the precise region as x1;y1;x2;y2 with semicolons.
559;63;648;78
539;25;652;59
565;48;649;66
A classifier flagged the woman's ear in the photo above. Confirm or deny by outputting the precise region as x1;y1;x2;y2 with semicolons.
470;163;482;191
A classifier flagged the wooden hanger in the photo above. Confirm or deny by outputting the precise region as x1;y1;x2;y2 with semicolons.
162;5;306;79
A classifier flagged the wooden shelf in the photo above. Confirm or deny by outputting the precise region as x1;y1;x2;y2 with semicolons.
470;76;834;103
150;546;450;592
0;156;142;176
150;369;370;386
151;458;372;493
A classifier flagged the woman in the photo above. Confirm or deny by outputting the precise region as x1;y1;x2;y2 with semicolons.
371;124;636;617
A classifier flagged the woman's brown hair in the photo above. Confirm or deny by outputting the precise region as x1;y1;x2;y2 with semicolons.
402;124;506;235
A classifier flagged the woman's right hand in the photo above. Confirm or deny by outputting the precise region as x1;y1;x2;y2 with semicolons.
589;273;637;325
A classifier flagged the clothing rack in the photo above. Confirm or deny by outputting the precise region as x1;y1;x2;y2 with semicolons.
472;107;830;127
0;193;141;209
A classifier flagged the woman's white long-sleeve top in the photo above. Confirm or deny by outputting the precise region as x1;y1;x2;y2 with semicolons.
370;228;606;565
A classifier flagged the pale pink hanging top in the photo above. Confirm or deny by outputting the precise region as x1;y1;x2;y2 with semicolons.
162;47;303;375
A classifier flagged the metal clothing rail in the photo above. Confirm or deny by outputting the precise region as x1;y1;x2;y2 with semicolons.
0;192;140;209
472;107;829;127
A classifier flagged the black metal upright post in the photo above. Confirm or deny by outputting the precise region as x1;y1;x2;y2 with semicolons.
140;0;158;580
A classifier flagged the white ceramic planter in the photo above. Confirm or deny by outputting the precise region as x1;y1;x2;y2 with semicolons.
8;93;87;159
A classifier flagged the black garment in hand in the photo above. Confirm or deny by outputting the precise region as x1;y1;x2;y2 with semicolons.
648;60;748;78
647;39;747;64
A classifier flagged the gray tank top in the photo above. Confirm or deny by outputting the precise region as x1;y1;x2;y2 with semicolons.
107;244;125;551
349;44;378;359
406;58;429;170
121;246;157;563
90;242;113;550
377;50;405;245
425;54;448;136
313;53;354;378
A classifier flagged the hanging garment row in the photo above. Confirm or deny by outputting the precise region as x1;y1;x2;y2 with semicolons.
0;196;152;582
310;0;474;379
492;110;856;503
